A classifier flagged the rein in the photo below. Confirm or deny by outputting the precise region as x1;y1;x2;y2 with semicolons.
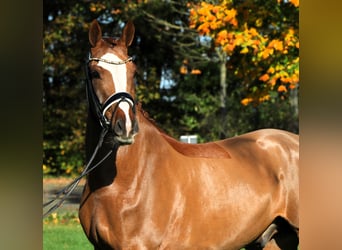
43;128;112;218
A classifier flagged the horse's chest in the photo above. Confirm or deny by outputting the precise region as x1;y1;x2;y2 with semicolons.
84;186;161;248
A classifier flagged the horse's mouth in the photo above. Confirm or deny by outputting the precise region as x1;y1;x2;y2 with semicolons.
115;136;134;145
103;133;134;147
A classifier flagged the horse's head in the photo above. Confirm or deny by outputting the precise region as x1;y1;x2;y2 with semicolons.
86;20;138;145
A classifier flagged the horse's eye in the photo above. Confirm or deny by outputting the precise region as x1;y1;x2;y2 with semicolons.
91;70;100;79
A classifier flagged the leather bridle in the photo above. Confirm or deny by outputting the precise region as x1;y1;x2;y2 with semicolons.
85;53;136;129
43;53;136;218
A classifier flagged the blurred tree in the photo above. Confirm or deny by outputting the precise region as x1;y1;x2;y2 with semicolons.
43;0;96;175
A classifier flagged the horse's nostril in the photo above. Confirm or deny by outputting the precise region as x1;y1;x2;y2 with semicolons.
114;119;125;136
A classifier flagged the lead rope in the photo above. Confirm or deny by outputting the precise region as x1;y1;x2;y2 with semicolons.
43;128;112;218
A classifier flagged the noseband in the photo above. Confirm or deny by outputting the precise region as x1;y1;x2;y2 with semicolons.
85;53;136;129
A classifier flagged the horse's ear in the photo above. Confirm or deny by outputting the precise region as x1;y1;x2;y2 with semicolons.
89;19;102;47
120;21;135;47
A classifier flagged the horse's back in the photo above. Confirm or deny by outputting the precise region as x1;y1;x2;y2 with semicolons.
219;128;298;146
161;128;298;161
217;128;298;163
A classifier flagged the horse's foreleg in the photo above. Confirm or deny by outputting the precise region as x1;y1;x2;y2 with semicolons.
244;216;299;250
261;217;299;250
270;226;298;250
262;239;281;250
244;222;278;250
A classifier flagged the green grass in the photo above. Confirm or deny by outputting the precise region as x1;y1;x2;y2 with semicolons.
43;224;93;250
43;212;93;250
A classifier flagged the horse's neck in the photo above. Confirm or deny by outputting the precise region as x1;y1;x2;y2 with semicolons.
85;109;163;190
114;110;163;184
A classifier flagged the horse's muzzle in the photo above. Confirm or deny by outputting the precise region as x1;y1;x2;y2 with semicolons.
100;92;138;146
112;115;139;145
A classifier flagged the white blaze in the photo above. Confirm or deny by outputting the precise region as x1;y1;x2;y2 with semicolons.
98;53;132;134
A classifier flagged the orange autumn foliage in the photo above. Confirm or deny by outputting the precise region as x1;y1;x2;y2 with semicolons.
189;0;299;105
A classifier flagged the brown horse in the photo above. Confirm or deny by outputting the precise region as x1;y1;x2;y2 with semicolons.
79;20;299;250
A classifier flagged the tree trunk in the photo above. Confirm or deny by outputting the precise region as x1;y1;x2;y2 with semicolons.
216;48;227;109
290;87;298;117
215;48;228;138
219;58;227;108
